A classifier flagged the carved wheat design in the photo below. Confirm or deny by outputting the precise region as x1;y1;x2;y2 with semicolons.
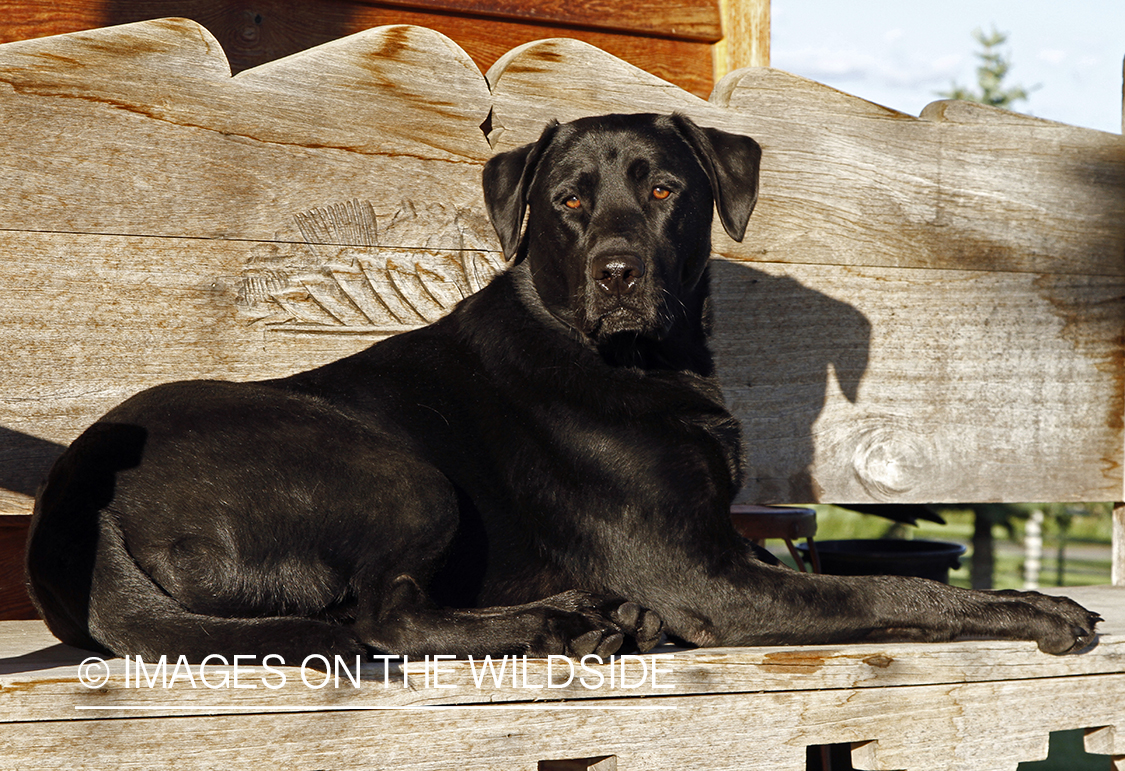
237;199;504;335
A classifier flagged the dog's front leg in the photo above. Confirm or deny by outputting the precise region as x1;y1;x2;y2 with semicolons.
669;560;1101;654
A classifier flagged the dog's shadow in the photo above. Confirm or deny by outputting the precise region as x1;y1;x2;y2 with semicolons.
711;260;871;504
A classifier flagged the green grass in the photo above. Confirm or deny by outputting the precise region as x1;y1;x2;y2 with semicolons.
1018;729;1111;770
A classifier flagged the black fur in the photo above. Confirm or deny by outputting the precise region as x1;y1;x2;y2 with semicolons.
26;113;1099;661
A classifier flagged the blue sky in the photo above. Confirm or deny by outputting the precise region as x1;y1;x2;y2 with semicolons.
771;0;1124;134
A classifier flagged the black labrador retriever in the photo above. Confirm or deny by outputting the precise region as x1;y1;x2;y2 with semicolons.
26;113;1099;662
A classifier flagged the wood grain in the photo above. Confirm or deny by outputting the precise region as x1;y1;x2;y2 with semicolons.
488;39;1125;504
0;20;1122;771
0;676;1120;771
3;587;1122;715
0;0;723;46
0;604;1123;771
0;21;1122;511
0;587;1122;771
490;43;1125;276
712;0;769;78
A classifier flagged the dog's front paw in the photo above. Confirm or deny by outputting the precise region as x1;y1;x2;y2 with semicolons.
531;590;662;657
993;590;1102;654
602;599;663;653
1034;595;1101;655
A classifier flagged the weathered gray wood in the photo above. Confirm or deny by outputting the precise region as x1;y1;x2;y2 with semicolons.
0;20;500;512
1;587;1122;723
491;46;1125;276
1;21;1122;511
0;588;1122;770
488;40;1125;504
0;19;493;240
3;677;1120;770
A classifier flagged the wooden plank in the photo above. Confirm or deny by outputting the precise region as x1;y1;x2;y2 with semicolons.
0;19;493;240
1;22;1122;507
2;587;1121;722
490;44;1125;278
5;237;1117;506
0;19;498;503
486;39;1125;504
713;261;1125;503
358;0;721;41
0;227;503;469
0;668;1121;770
378;13;716;100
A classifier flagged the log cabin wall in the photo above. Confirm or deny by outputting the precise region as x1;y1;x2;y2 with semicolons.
0;0;735;98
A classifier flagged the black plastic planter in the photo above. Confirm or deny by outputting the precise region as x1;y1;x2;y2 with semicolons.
797;539;967;583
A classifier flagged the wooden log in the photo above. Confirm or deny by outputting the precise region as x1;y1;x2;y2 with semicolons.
0;0;720;97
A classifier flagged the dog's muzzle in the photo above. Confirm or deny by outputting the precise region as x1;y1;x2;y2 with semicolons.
582;253;668;339
591;253;645;297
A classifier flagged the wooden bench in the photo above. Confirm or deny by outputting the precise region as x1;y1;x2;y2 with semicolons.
0;19;1122;770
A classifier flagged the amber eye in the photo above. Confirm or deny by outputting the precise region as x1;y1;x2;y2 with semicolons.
652;186;672;200
564;196;582;209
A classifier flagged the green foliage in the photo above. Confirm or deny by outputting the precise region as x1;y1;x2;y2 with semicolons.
938;27;1036;110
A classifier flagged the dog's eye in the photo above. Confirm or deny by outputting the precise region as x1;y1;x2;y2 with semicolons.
652;186;672;200
564;196;582;209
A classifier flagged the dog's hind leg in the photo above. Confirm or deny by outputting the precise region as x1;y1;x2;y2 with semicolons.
83;515;367;663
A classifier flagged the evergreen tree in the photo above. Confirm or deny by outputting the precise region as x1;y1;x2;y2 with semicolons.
938;28;1035;110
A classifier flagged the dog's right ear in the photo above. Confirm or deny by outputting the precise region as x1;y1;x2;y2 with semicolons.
482;121;559;263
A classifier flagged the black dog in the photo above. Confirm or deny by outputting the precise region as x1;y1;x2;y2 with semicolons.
26;113;1099;662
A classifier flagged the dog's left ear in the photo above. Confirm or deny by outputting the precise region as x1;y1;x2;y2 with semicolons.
482;121;559;263
671;113;761;242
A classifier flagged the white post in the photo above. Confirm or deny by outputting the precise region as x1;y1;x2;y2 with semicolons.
1113;503;1124;587
1023;509;1043;590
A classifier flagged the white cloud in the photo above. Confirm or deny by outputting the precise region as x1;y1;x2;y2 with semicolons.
1037;48;1067;65
774;46;965;91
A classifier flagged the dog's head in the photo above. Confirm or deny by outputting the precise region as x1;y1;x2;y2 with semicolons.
483;113;760;345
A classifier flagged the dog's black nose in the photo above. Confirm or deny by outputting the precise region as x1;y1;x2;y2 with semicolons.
591;254;645;296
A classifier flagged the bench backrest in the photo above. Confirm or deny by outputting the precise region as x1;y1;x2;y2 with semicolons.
1;19;1122;516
